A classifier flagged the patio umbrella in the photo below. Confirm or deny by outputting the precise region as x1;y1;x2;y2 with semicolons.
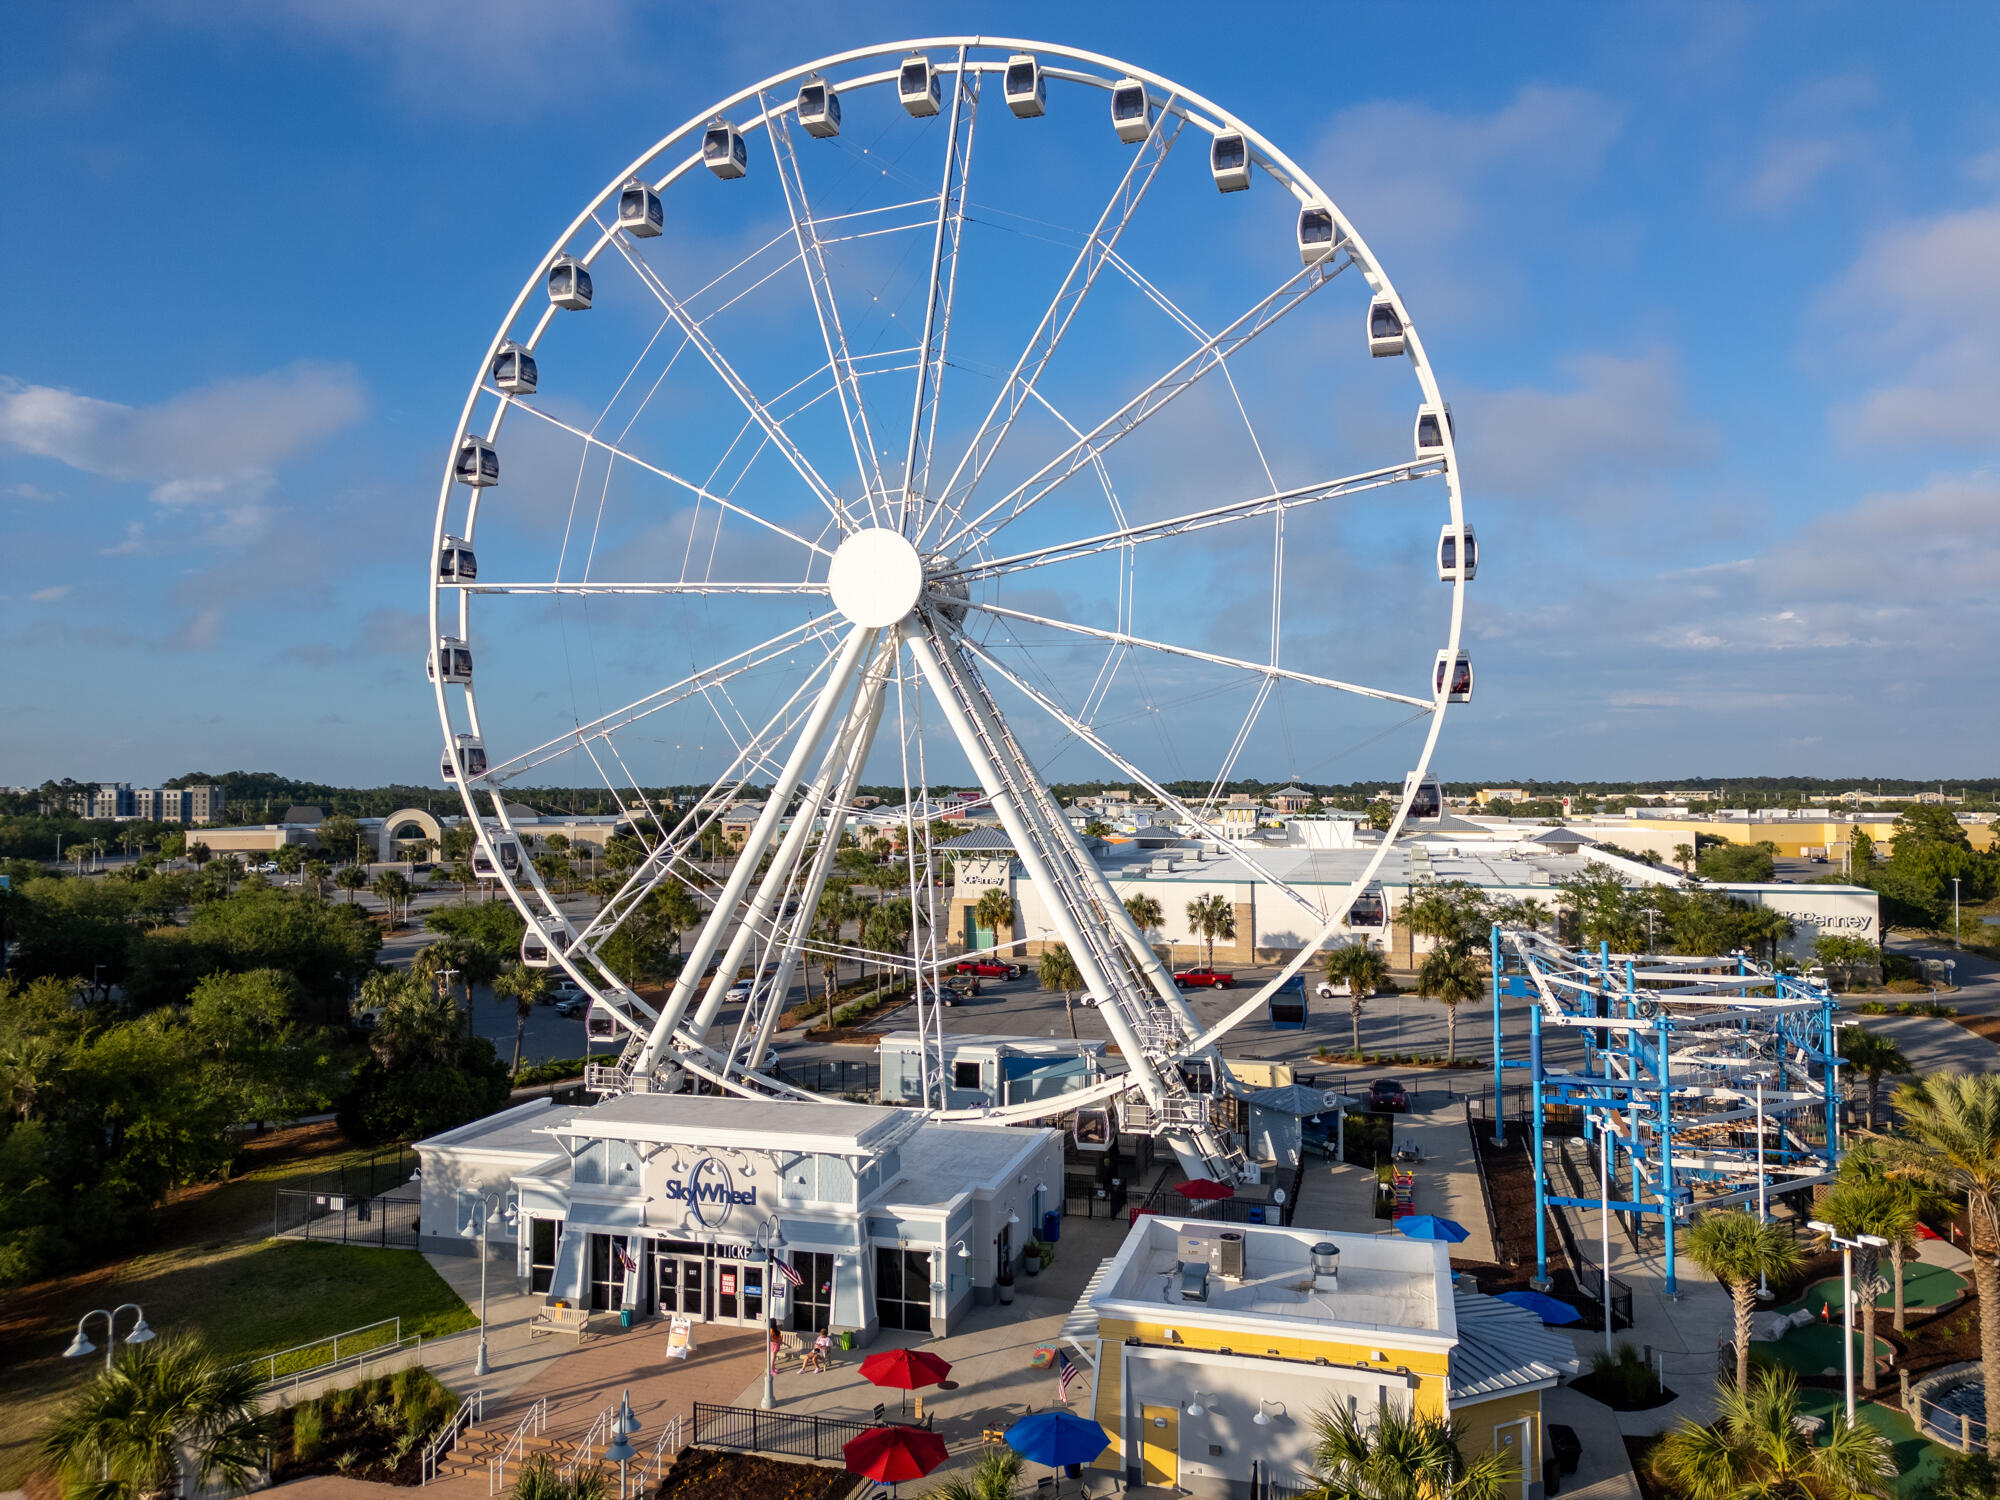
860;1347;953;1412
1173;1178;1236;1201
1005;1410;1112;1468
1497;1290;1583;1326
1396;1215;1470;1243
843;1425;949;1486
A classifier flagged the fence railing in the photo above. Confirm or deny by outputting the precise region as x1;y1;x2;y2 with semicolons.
692;1401;876;1462
422;1389;483;1485
560;1407;615;1480
642;1414;685;1486
489;1396;547;1494
271;1180;423;1248
771;1058;881;1096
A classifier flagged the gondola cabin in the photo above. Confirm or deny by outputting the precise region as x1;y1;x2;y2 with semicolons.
1436;523;1477;583
1003;53;1045;118
797;76;841;137
616;178;663;238
1347;890;1387;929
1434;650;1473;704
1211;130;1250;192
428;636;473;686
1267;974;1308;1030
442;732;487;782
1368;296;1406;358
471;838;520;879
1110;77;1150;143
491;342;538;396
1414;402;1453;458
898;54;941;117
548;256;592;310
1297;203;1339;265
521;923;575;968
1403;773;1444;821
702;119;748;179
586;997;623;1042
454;435;498;488
1072;1105;1117;1152
438;535;477;584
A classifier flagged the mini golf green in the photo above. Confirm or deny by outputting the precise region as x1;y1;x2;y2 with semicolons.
1753;1322;1891;1376
1783;1263;1967;1319
1791;1389;1947;1500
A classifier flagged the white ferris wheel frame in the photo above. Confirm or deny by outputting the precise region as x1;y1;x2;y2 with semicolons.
425;36;1470;1164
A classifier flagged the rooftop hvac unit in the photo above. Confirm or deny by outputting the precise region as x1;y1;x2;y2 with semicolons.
1178;1228;1221;1266
1179;1262;1210;1302
1217;1231;1246;1280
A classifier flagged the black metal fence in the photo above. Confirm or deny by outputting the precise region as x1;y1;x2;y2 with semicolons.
772;1058;880;1097
691;1402;875;1462
272;1180;423;1248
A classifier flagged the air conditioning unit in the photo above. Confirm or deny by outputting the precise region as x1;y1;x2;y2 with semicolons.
1217;1231;1246;1280
1178;1262;1210;1302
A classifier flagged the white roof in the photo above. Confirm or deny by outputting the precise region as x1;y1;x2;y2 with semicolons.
542;1093;920;1155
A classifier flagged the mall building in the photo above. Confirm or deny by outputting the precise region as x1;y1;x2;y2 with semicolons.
415;1094;1061;1341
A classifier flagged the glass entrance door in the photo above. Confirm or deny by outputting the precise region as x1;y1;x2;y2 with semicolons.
655;1251;705;1318
874;1246;933;1331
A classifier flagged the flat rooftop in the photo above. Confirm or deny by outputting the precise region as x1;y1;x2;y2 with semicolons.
1093;1216;1451;1344
549;1093;919;1154
881;1121;1054;1210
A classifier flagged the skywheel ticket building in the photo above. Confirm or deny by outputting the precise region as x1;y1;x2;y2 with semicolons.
416;1094;1061;1341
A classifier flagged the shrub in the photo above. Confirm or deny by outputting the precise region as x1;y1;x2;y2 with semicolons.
293;1403;324;1461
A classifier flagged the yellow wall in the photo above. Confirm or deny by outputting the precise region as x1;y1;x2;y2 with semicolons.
1457;1388;1544;1485
1623;816;1996;858
1096;1313;1450;1416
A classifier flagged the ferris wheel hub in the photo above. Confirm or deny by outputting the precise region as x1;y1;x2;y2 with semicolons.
827;526;925;628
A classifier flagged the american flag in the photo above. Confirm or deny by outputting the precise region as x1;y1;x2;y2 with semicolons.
1057;1350;1081;1403
777;1258;804;1288
614;1243;638;1275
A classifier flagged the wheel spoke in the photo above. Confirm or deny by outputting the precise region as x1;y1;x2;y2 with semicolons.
457;581;828;596
937;256;1347;558
900;46;980;531
965;602;1434;709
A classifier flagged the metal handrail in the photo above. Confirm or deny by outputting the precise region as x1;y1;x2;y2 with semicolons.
559;1406;616;1480
230;1316;401;1388
422;1389;484;1485
489;1397;548;1494
642;1414;684;1486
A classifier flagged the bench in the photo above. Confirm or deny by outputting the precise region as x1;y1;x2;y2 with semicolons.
528;1304;595;1343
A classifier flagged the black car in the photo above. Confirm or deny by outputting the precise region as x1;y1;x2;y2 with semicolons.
1369;1078;1409;1113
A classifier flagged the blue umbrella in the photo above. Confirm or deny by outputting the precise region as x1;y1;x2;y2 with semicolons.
1005;1411;1111;1468
1396;1215;1470;1243
1497;1290;1583;1325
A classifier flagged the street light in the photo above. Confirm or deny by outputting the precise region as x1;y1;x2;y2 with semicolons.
1953;877;1961;949
1750;1071;1774;1300
604;1398;638;1500
63;1303;155;1371
1808;1221;1888;1423
461;1189;518;1377
758;1224;787;1410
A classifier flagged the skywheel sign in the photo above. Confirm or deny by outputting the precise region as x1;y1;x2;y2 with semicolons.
663;1156;758;1230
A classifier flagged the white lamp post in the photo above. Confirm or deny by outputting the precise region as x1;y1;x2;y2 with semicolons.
1809;1221;1889;1423
462;1189;518;1377
62;1303;155;1371
1751;1071;1773;1300
759;1224;787;1410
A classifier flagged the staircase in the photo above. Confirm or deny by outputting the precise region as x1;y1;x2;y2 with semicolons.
429;1412;600;1489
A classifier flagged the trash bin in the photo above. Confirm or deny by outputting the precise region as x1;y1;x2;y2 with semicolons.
1042;1210;1061;1243
620;1308;633;1328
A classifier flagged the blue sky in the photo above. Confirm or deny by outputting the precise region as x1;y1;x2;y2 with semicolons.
3;2;1996;795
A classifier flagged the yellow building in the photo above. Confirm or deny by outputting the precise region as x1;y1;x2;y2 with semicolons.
1068;1216;1577;1498
1617;814;1996;861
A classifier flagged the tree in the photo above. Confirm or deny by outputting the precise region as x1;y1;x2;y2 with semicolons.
1039;943;1084;1039
1416;942;1482;1061
1081;819;1114;839
1682;1210;1803;1392
1302;1397;1513;1500
302;858;331;897
1814;1177;1916;1391
40;1331;264;1500
922;1445;1024;1500
1403;880;1491;951
1649;1368;1891;1500
273;843;304;880
1123;893;1164;944
1698;840;1779;883
1323;942;1390;1057
972;888;1014;954
317;813;365;866
1673;842;1695;874
1838;1028;1910;1131
493;963;552;1077
863;898;912;999
1839;1143;1944;1333
1880;1071;2000;1455
1815;934;1882;990
1848;829;1876;876
1185;893;1235;968
334;863;366;904
371;869;413;926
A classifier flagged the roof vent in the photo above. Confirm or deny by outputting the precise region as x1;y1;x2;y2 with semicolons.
1178;1261;1211;1302
1310;1241;1339;1289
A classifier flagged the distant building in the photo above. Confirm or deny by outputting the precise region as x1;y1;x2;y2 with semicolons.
1269;785;1314;813
1475;788;1527;806
64;782;222;825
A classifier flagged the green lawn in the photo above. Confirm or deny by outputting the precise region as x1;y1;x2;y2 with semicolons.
1793;1388;1950;1499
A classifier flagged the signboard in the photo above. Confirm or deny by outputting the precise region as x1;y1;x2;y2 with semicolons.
956;858;1009;895
663;1155;758;1229
665;1316;693;1361
719;1270;737;1296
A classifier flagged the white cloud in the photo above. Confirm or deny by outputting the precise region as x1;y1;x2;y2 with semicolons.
1738;137;1849;213
1815;204;2000;448
0;361;365;506
29;585;70;602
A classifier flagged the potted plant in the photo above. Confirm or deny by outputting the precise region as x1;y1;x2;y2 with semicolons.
1024;1238;1044;1277
996;1258;1016;1305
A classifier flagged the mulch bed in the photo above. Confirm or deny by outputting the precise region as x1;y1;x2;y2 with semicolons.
1623;1435;1669;1500
1475;1124;1563;1272
655;1448;858;1500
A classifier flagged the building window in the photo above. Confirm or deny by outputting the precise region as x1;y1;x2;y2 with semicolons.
874;1246;933;1332
788;1251;835;1333
953;1060;982;1090
530;1218;561;1293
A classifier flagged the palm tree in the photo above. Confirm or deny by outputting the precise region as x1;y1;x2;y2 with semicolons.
922;1445;1024;1500
40;1331;264;1500
1324;942;1391;1058
1815;1177;1916;1391
303;858;331;897
1880;1071;2000;1455
1185;892;1235;969
1682;1210;1803;1392
1123;893;1164;946
1650;1367;1892;1500
1839;1143;1943;1332
1673;842;1695;874
334;862;366;904
1039;943;1085;1039
493;963;552;1076
1416;942;1482;1061
1839;1028;1911;1132
972;887;1014;955
1302;1397;1513;1500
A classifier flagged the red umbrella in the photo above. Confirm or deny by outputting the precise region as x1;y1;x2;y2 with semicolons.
859;1347;953;1391
1174;1178;1235;1201
844;1425;949;1485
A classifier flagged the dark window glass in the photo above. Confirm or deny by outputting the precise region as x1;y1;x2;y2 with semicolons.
1215;136;1245;168
704;131;726;159
1418;415;1440;448
953;1060;982;1090
620;188;643;219
1007;64;1034;94
1440;537;1457;570
530;1219;560;1294
1114;89;1144;120
902;64;927;94
1372;305;1401;337
1301;211;1332;244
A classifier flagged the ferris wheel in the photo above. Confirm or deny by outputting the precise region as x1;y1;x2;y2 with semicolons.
427;37;1473;1177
